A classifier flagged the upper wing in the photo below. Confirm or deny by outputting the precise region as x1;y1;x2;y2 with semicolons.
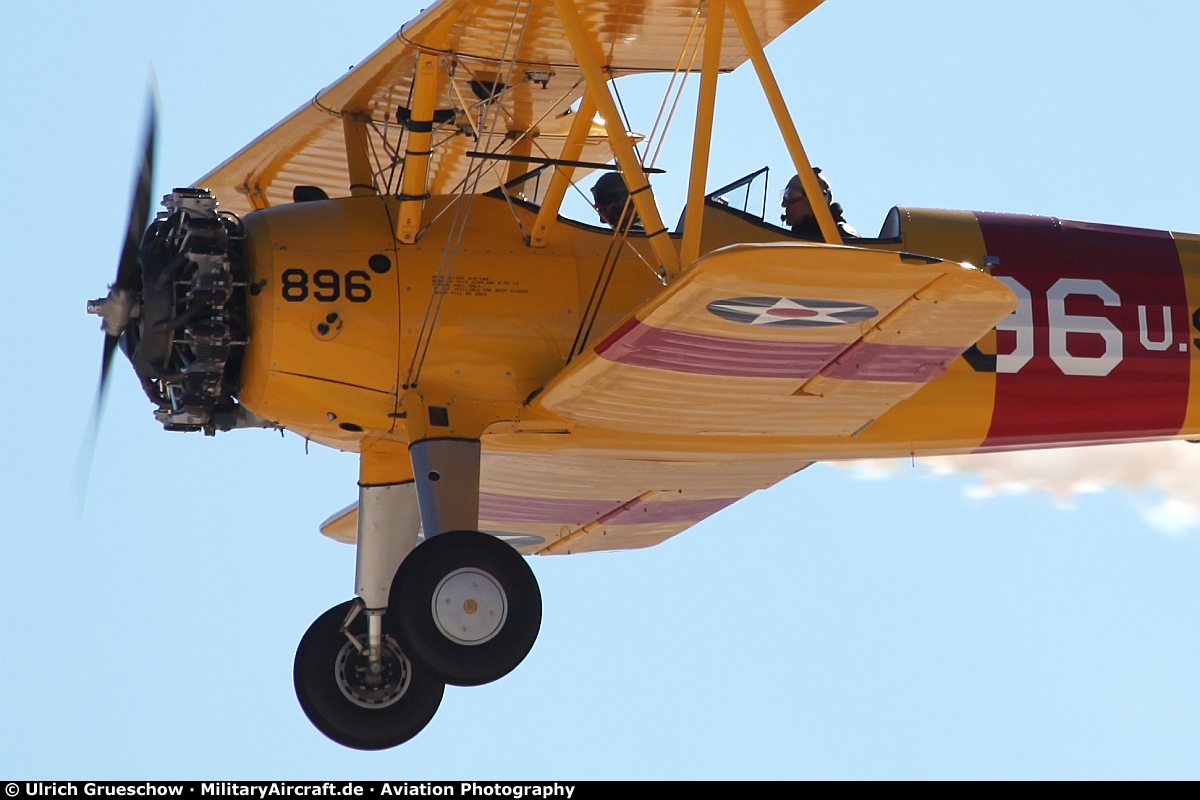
196;0;825;215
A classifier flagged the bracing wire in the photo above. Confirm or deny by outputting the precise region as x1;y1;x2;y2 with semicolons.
568;221;632;361
404;0;534;388
415;76;583;241
647;20;705;169
641;11;704;166
609;77;641;164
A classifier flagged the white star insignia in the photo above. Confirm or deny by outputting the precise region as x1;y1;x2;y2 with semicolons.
710;297;867;326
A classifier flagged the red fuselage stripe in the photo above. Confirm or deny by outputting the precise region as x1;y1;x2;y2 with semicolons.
976;213;1188;449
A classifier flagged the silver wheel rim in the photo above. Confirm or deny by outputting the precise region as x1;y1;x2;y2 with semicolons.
334;635;411;709
431;567;507;646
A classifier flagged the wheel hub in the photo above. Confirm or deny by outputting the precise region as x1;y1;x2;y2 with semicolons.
431;568;507;645
334;635;411;709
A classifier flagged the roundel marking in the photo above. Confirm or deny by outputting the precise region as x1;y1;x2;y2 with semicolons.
706;297;878;327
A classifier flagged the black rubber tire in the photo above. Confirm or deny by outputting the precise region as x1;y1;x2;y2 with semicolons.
293;600;444;750
390;530;542;687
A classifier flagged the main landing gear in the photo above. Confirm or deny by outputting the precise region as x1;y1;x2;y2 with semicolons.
391;529;541;687
294;600;445;750
292;438;543;749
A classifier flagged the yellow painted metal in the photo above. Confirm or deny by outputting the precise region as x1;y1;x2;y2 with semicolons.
320;438;413;544
243;183;270;211
251;371;398;452
551;0;680;276
237;197;401;450
396;195;590;405
193;0;1127;558
727;0;840;245
1174;232;1200;435
359;437;415;486
342;113;378;197
237;192;1034;555
530;94;597;247
401;392;522;442
681;0;725;269
234;188;1040;554
396;52;441;244
562;223;668;353
237;194;1019;455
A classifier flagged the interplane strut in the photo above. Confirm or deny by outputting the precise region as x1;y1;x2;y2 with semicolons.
552;0;681;277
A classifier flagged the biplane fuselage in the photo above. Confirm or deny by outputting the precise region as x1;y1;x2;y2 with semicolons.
86;0;1199;750
239;193;1200;476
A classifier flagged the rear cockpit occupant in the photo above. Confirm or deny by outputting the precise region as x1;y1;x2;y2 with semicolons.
781;168;857;241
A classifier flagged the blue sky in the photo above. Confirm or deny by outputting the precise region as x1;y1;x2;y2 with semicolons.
3;0;1200;779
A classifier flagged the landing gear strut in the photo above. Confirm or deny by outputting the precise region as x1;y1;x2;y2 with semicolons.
293;600;444;750
292;436;543;748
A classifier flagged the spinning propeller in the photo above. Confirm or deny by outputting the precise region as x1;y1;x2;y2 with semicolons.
78;86;158;493
90;88;157;401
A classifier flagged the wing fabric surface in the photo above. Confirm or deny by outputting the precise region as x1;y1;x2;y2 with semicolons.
476;448;813;553
321;242;1015;556
477;244;1012;555
322;449;812;554
197;0;825;214
534;243;1018;437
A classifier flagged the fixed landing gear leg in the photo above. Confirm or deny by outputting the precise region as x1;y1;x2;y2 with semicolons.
292;460;445;750
355;480;421;661
393;437;542;686
409;438;481;536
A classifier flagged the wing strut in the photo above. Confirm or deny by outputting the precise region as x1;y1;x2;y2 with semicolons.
504;132;535;194
396;52;442;244
342;113;378;197
680;0;725;268
552;0;681;277
529;93;597;247
727;0;841;245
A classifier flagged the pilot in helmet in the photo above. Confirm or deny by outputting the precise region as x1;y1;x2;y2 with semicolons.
591;172;642;232
781;168;857;241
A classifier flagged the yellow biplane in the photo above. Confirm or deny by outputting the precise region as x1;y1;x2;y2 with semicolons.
87;0;1200;749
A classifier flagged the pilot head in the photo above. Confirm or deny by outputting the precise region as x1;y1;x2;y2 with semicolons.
591;172;633;228
781;168;833;228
